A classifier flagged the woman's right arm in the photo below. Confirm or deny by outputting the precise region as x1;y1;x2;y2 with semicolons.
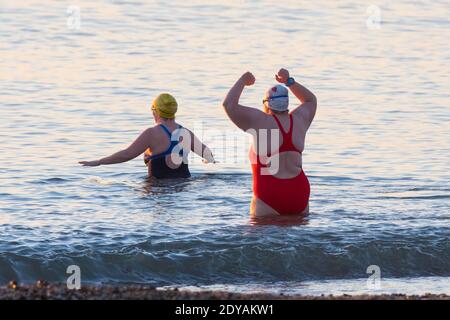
79;128;153;166
222;72;266;131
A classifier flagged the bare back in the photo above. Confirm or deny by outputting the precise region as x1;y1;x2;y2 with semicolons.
249;112;308;179
144;121;210;175
222;70;317;216
146;121;183;153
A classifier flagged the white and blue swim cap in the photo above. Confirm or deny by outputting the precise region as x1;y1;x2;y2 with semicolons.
264;85;289;112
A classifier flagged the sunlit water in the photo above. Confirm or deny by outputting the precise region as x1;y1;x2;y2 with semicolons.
0;1;449;295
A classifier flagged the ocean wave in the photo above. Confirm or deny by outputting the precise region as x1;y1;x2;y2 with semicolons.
1;232;449;285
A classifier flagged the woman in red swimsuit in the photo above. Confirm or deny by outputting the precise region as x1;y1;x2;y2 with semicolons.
223;68;317;217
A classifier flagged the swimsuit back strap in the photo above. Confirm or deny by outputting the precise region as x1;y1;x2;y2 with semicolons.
159;124;172;138
272;114;290;135
270;114;299;154
145;124;180;162
288;114;294;136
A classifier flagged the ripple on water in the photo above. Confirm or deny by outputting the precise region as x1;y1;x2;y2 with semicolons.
0;0;449;293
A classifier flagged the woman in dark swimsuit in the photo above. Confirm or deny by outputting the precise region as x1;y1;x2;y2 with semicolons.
79;93;215;178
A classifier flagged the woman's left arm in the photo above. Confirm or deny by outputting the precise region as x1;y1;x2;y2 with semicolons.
79;128;152;166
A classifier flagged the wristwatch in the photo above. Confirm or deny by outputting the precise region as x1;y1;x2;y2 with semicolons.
286;77;295;87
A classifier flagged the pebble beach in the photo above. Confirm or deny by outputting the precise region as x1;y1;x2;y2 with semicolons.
0;282;448;300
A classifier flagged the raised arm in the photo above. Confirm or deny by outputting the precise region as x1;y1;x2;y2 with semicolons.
222;72;267;131
275;68;317;127
79;128;152;166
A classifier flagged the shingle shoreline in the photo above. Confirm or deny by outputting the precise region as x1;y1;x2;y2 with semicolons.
0;282;448;300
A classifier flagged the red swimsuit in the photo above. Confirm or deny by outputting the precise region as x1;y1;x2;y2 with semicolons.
251;114;310;215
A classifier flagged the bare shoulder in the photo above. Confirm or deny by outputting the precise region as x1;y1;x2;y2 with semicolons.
259;111;272;122
227;104;270;132
291;109;312;131
291;101;317;129
137;126;160;150
250;111;273;129
139;126;159;140
144;126;158;134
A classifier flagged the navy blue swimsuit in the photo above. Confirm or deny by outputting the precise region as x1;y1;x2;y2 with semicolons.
144;124;191;179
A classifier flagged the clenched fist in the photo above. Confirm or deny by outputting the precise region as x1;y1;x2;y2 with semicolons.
240;72;256;86
275;68;290;84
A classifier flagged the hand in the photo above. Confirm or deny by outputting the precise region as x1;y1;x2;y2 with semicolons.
202;150;217;164
275;68;290;84
79;160;101;167
240;72;255;86
202;158;218;164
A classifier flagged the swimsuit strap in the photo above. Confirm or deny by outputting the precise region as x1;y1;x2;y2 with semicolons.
272;114;290;135
288;114;293;135
145;124;184;162
272;114;294;138
272;114;300;153
159;124;172;138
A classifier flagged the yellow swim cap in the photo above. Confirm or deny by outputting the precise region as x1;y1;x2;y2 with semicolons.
152;93;178;119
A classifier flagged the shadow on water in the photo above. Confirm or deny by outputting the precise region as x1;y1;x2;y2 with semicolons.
138;173;312;228
139;176;193;196
137;172;250;196
250;214;310;227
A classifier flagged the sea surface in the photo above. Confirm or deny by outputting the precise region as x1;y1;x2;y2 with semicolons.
0;0;449;295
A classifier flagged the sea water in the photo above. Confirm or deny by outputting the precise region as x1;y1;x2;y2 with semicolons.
0;0;449;295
